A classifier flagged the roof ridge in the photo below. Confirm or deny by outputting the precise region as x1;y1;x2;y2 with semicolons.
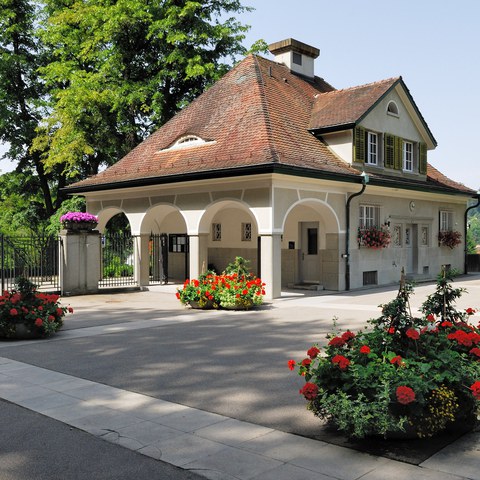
252;55;280;163
317;76;401;97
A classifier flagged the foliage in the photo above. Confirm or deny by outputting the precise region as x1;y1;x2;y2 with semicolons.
438;230;462;249
103;255;133;278
357;226;391;249
223;256;251;277
0;277;72;338
289;273;480;439
176;260;265;310
45;196;86;236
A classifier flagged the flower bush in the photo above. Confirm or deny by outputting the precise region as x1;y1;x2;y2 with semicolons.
358;225;391;249
0;278;72;339
289;272;480;439
176;258;265;310
438;230;462;249
60;212;98;224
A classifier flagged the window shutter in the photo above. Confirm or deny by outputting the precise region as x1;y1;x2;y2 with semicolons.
394;136;403;170
419;142;427;174
354;126;366;163
384;133;395;168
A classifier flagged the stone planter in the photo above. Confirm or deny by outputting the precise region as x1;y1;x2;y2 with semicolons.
62;221;98;233
12;323;42;340
189;300;215;310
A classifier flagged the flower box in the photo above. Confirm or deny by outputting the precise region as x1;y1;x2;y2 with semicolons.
438;230;461;249
357;226;391;249
60;212;98;233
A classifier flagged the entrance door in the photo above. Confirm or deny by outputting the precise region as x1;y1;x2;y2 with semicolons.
405;224;418;274
300;222;320;283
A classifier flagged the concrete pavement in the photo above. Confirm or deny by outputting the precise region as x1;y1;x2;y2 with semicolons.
1;276;480;479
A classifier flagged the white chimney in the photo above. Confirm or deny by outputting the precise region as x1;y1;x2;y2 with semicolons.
268;38;320;79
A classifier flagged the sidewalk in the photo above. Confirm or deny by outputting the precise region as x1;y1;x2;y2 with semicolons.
1;277;480;479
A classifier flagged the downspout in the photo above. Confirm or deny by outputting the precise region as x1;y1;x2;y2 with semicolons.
464;193;480;274
344;172;369;291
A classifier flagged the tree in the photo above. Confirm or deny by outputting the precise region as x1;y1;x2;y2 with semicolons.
35;0;252;179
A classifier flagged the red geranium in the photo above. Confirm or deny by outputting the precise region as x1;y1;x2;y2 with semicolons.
34;318;43;327
466;308;476;315
287;359;296;371
426;313;435;322
390;355;403;366
396;386;416;405
441;321;453;328
359;345;370;354
470;381;480;400
406;328;420;340
9;308;18;316
301;358;312;367
332;354;350;370
341;330;355;342
299;382;318;400
328;336;346;347
307;346;320;359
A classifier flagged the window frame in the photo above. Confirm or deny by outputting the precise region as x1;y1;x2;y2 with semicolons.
439;211;453;232
359;204;380;229
241;222;252;242
212;223;222;241
403;140;413;172
366;131;378;165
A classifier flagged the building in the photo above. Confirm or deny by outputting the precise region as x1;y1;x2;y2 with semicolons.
65;38;477;299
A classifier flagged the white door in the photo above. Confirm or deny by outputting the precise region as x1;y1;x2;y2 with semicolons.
300;222;320;282
405;224;418;274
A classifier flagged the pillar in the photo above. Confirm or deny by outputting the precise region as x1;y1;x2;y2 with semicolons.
188;234;208;280
59;231;101;295
260;233;282;299
134;234;150;286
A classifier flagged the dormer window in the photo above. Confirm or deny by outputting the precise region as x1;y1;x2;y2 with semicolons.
387;101;399;116
163;135;214;151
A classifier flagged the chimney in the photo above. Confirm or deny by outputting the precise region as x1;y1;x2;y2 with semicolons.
268;38;320;79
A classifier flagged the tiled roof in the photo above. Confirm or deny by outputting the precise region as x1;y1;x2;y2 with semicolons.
67;54;474;197
308;77;400;130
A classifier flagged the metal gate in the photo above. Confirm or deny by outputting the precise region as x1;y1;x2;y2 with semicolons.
149;233;168;284
0;234;59;292
99;233;137;288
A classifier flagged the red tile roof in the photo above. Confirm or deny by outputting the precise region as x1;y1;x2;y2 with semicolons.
67;54;475;197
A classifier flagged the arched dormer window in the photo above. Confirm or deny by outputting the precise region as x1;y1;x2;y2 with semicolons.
387;101;399;117
163;135;215;151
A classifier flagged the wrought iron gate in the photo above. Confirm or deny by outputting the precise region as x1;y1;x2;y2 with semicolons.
0;234;59;292
149;233;168;284
99;233;136;288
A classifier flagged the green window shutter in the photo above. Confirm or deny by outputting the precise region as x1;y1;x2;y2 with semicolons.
354;126;366;163
384;133;395;168
394;136;403;170
419;142;427;174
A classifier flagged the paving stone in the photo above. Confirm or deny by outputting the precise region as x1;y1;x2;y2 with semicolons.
250;463;337;480
152;407;227;433
111;420;184;446
15;392;82;412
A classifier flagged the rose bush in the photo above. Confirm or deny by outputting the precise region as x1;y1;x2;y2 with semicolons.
0;278;72;339
289;272;480;439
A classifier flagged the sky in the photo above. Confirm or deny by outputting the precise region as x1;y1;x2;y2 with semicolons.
1;0;479;190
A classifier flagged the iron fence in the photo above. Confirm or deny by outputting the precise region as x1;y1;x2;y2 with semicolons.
99;233;137;288
0;234;59;292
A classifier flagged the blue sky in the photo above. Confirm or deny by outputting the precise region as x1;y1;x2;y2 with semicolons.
235;0;479;190
1;0;478;190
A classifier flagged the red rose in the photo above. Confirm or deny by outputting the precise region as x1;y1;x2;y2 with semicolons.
359;345;370;354
470;381;480;400
332;354;350;370
307;346;320;359
34;318;43;327
406;328;420;340
9;308;18;316
299;382;318;400
287;359;296;371
396;386;415;405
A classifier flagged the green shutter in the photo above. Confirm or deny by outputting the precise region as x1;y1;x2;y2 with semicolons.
384;133;395;168
354;126;366;164
419;142;427;174
394;136;403;170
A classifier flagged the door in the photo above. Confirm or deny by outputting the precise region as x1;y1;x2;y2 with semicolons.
300;222;320;282
405;224;418;274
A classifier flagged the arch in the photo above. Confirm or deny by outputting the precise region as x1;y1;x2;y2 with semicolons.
96;207;130;233
281;198;341;234
140;203;188;234
387;100;399;116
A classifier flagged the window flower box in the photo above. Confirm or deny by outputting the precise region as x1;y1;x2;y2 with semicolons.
60;212;98;232
357;226;391;249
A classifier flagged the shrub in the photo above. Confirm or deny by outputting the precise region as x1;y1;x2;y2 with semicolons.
289;272;480;439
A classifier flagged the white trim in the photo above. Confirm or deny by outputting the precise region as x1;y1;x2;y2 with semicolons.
386;100;399;117
366;131;378;165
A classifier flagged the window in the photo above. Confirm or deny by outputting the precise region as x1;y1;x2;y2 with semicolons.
393;225;402;247
169;234;188;253
241;223;252;242
421;226;429;246
367;132;378;165
307;228;318;255
439;211;453;232
292;52;302;65
403;141;413;172
387;101;399;116
212;223;221;241
359;205;380;228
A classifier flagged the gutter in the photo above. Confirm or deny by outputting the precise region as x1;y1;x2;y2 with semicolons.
344;172;369;291
464;193;480;274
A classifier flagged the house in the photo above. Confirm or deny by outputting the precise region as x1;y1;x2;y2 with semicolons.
65;38;477;299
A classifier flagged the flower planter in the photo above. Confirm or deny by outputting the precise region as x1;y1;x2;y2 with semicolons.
189;300;215;310
12;322;42;340
63;221;98;233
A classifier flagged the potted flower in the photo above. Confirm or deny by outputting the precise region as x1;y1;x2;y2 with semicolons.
60;211;98;232
357;225;391;249
0;277;73;339
289;271;480;439
438;230;462;249
214;273;265;309
176;275;218;309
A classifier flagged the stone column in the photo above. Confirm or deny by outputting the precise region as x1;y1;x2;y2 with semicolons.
188;234;208;280
260;233;282;299
134;234;150;287
59;231;101;295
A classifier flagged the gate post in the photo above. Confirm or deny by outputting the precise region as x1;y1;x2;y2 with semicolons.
260;233;282;300
134;234;150;286
59;231;101;295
